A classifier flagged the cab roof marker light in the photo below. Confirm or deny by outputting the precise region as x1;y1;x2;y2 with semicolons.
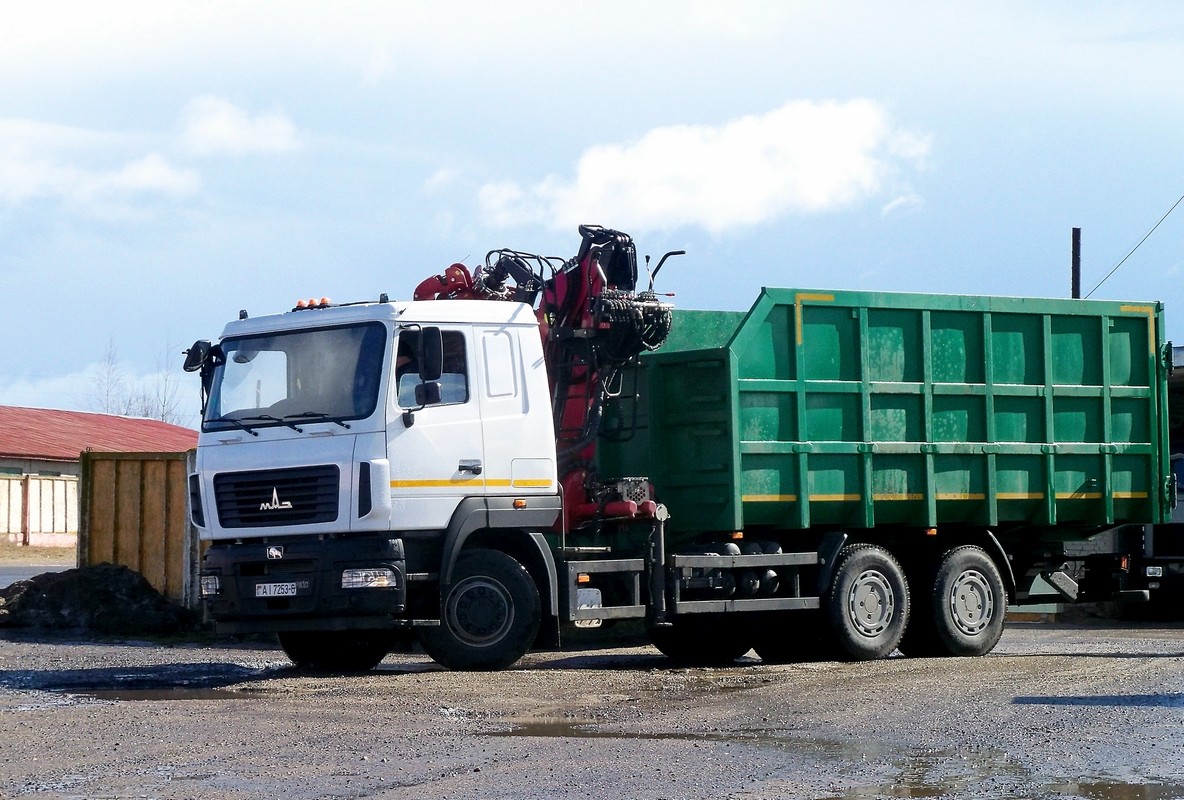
293;297;333;311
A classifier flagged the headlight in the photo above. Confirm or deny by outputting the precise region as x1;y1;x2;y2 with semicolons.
1146;566;1164;577
342;567;397;589
199;574;221;597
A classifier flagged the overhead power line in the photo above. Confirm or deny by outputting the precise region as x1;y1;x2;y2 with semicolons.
1086;191;1184;298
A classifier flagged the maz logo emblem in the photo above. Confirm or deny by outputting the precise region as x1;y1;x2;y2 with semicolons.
260;488;294;512
267;546;284;560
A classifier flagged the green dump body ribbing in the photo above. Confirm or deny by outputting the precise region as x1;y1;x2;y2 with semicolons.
601;287;1172;542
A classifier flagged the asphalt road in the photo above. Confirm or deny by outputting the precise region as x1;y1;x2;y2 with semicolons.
0;563;69;588
2;622;1184;799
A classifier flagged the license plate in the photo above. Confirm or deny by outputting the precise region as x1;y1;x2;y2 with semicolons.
255;582;298;598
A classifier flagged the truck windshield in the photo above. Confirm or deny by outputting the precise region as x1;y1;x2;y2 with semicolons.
204;322;387;431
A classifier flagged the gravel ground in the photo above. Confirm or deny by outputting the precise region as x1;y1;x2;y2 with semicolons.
0;543;75;566
0;543;74;587
2;622;1184;800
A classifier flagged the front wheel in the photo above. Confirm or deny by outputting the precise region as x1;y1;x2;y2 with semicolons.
277;630;393;671
418;549;541;671
825;544;909;660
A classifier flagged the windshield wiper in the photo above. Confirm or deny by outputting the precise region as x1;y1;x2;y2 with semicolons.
208;417;261;437
284;411;351;429
237;414;305;433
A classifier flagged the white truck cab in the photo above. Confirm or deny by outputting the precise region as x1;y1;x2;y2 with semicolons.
192;298;557;538
188;296;564;670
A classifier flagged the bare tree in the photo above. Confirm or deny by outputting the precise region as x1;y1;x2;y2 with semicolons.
89;340;189;426
91;339;126;415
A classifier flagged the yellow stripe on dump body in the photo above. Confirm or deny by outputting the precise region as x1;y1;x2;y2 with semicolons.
741;490;1148;504
742;494;799;503
1119;305;1158;353
794;293;835;346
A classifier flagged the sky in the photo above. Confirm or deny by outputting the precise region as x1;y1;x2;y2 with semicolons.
2;2;1183;427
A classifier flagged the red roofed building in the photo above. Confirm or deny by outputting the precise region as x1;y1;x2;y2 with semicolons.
0;406;197;474
1;406;197;547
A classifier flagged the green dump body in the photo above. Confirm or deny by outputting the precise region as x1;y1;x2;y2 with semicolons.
601;287;1172;543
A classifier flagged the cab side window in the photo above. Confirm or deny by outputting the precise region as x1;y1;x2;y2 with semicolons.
396;329;470;408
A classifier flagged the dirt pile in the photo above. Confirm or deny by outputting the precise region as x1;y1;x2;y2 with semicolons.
0;563;200;634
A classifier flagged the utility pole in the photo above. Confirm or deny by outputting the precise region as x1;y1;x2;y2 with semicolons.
1071;227;1081;299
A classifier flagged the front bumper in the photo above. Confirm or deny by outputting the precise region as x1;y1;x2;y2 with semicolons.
201;535;407;635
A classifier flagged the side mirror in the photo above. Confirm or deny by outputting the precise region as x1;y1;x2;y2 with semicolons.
418;327;443;382
183;340;212;372
184;341;223;416
402;380;442;429
414;381;441;407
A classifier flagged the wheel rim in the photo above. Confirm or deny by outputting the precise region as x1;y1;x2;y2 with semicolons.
948;569;994;635
446;576;514;646
847;569;895;637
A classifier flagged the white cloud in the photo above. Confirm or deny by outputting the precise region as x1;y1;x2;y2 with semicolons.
478;181;546;228
105;154;200;196
423;167;462;193
0;368;95;412
881;193;924;217
180;96;300;158
0;361;198;428
0;145;198;208
478;100;932;235
0;117;199;211
0;119;124;150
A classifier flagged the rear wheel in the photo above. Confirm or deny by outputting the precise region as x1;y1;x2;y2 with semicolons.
903;545;1005;658
649;616;753;665
277;630;393;671
418;549;541;671
825;544;909;660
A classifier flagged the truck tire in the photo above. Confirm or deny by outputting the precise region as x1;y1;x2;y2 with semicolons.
825;543;909;660
903;545;1005;657
649;615;752;665
277;630;393;671
418;548;541;671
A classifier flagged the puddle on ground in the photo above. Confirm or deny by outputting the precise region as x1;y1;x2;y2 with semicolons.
1048;784;1184;800
486;719;951;765
68;687;259;702
490;720;1183;800
487;718;709;742
1013;694;1184;708
835;781;1184;799
0;662;282;705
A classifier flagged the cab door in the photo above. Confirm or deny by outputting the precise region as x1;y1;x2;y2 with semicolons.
475;325;557;497
387;325;486;529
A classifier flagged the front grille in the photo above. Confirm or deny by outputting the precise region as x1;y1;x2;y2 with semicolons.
214;465;339;528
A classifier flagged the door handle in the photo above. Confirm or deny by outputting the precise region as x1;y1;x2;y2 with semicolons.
458;459;483;476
